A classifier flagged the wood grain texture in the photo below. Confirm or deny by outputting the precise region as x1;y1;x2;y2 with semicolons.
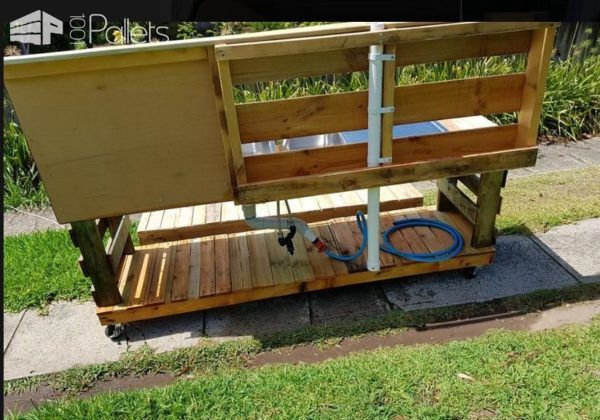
236;74;524;142
5;56;232;223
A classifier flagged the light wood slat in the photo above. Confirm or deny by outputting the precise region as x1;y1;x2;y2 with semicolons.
425;210;465;256
329;221;364;273
408;212;445;254
216;22;552;61
229;233;253;291
379;214;409;265
205;203;222;224
214;234;232;294
299;196;320;212
237;74;524;143
105;216;132;273
147;210;164;230
117;254;134;297
138;212;150;234
441;211;481;255
199;237;216;296
247;232;274;287
238;147;537;205
192;205;206;225
171;240;191;302
220;201;238;222
392;214;431;255
377;215;397;268
303;234;336;279
229;31;532;85
316;224;348;276
265;232;295;285
315;193;335;210
245;125;518;183
516;27;556;147
289;234;315;282
217;59;247;184
161;208;180;230
175;207;194;229
145;242;174;305
188;238;201;299
131;248;158;306
346;218;368;270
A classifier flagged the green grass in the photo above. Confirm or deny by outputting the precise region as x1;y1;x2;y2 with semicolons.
4;167;600;313
9;311;600;418
5;282;600;398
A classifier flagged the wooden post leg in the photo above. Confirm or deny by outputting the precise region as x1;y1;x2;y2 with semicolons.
70;220;122;306
472;171;504;248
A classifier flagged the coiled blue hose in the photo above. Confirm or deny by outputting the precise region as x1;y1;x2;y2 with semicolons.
380;218;464;262
324;211;368;261
324;211;464;263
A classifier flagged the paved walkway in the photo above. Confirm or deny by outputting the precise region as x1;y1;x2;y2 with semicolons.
4;218;599;380
4;139;600;237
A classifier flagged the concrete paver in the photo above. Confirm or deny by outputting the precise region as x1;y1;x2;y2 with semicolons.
205;295;310;338
309;284;389;325
383;235;579;311
3;311;26;353
535;218;600;281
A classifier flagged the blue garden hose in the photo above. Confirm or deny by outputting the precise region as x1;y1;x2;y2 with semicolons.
323;211;464;263
380;218;464;262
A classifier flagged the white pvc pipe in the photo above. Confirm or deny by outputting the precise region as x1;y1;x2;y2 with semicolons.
242;205;318;243
366;22;385;272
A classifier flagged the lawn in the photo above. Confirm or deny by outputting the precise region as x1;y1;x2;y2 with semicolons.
10;315;600;419
4;166;600;313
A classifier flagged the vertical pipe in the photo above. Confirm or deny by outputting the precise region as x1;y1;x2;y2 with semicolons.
367;22;384;272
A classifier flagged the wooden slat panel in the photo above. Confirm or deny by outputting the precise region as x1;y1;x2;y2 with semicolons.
229;233;253;291
199;237;216;296
6;58;233;223
237;74;524;142
145;242;174;305
161;208;180;230
380;214;410;265
393;214;431;255
329;221;364;273
238;147;537;205
137;212;150;234
214;234;232;294
106;216;132;273
175;207;194;229
265;232;295;285
247;232;274;287
147;210;164;230
171;241;191;302
188;238;201;299
205;203;222;224
377;215;398;268
303;233;336;279
437;179;478;224
316;224;348;276
229;31;531;85
131;248;158;306
216;23;551;61
245;125;518;183
192;205;206;225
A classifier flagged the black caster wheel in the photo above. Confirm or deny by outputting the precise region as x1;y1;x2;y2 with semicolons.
105;324;125;340
463;267;478;279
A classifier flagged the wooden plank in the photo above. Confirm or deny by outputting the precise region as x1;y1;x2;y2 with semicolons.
316;224;348;276
169;241;191;302
161;208;180;230
145;242;174;305
377;214;397;268
106;216;132;273
229;30;531;84
70;220;121;306
214;234;232;294
175;207;194;229
220;201;238;222
392;213;431;255
436;179;478;224
137;212;150;234
131;247;158;306
229;233;253;291
237;73;524;142
516;27;556;147
472;171;504;248
187;238;201;299
199;237;216;296
381;44;396;162
238;147;538;205
217;59;247;185
289;234;315;282
215;23;551;61
98;247;495;325
205;203;222;224
379;213;410;265
265;232;295;285
6;57;233;224
192;205;206;225
329;221;364;273
457;174;481;195
303;234;336;279
146;210;164;230
247;232;274;287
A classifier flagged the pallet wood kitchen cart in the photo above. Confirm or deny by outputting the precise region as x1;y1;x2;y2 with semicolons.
4;22;556;328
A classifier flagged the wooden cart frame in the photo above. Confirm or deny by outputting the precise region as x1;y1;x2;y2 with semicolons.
4;22;556;327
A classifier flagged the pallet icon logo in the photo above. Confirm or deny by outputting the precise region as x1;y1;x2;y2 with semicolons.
10;10;63;45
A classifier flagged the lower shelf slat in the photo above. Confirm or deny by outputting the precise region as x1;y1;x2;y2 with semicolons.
98;207;494;325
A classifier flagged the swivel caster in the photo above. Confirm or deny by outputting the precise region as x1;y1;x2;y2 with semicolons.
462;267;478;279
105;324;125;340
